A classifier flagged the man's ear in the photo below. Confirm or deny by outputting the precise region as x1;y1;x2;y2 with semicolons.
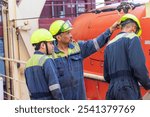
56;35;61;41
40;42;45;49
131;25;136;33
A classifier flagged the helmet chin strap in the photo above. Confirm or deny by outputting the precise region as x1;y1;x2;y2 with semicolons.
44;42;49;55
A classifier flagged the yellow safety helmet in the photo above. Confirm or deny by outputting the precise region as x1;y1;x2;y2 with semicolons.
30;28;55;44
120;14;142;37
49;20;72;36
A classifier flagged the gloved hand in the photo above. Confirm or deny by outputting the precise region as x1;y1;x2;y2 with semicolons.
109;21;120;33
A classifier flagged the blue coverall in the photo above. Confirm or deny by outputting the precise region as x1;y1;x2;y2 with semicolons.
52;29;112;100
104;32;150;100
25;51;64;100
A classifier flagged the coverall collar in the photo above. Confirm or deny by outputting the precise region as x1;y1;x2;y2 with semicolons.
34;51;45;55
54;43;75;53
118;32;126;35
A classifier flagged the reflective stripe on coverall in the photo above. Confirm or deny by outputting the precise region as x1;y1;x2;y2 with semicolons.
25;51;64;100
104;32;150;100
52;29;112;100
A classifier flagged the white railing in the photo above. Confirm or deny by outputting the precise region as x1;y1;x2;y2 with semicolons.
0;77;3;100
0;56;29;100
84;72;105;81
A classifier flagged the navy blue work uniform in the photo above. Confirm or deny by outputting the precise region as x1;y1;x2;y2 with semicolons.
25;51;64;100
53;29;112;100
104;32;150;100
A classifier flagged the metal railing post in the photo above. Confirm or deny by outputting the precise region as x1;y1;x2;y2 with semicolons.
51;1;54;18
0;77;4;100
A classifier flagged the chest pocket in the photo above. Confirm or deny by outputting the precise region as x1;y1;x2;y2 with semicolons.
70;55;82;60
70;54;82;71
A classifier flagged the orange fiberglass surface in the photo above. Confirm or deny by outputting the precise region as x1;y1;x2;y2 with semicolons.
71;4;150;99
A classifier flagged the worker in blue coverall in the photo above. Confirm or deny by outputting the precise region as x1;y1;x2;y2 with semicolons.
104;14;150;100
49;20;119;100
25;29;64;100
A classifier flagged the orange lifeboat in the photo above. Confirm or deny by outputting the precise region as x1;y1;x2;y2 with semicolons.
71;2;150;99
